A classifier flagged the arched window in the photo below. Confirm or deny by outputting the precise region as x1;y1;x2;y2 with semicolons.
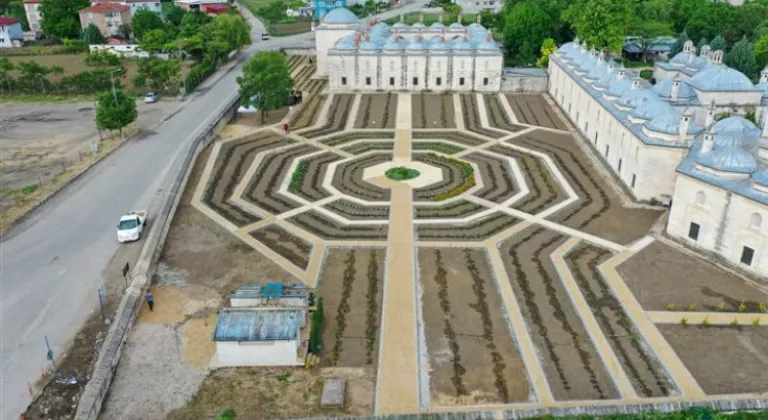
751;213;762;228
696;191;706;205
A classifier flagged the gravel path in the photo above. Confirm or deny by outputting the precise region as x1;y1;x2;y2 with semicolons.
100;322;207;420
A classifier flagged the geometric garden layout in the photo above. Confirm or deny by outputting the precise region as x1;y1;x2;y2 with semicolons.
192;59;768;416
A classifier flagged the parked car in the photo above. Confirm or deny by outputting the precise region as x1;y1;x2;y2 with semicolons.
261;32;270;40
117;210;147;243
144;92;159;104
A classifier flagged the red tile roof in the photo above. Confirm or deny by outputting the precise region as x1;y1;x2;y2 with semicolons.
22;0;40;4
81;3;130;13
0;16;20;25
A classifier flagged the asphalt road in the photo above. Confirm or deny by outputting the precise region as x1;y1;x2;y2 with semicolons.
0;3;425;418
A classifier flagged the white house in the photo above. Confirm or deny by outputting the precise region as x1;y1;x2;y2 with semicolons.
316;9;503;92
0;17;24;48
106;0;163;17
213;308;307;367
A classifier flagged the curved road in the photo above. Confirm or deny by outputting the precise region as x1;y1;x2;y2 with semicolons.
0;2;425;418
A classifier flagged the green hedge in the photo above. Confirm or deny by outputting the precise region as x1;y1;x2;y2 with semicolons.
309;297;324;354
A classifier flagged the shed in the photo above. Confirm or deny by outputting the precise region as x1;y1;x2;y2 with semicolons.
229;283;309;308
213;308;306;366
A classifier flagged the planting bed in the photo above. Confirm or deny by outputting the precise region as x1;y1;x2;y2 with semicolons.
618;241;768;312
658;325;768;395
488;145;565;215
321;131;395;147
291;94;327;131
500;226;618;401
416;212;517;241
318;248;386;367
412;141;465;155
412;131;487;147
249;224;312;270
484;94;526;133
203;132;294;226
415;200;487;220
323;199;390;220
289;210;388;240
464;152;517;204
300;94;355;139
287;55;305;73
509;130;661;244
565;244;673;397
291;151;344;202
303;78;327;96
460;94;507;139
243;144;318;215
342;141;394;155
505;94;568;130
412;153;473;202
293;61;317;90
418;247;530;404
385;166;420;181
332;153;392;202
354;94;397;129
412;94;456;129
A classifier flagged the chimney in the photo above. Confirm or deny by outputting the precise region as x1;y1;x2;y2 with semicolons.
683;40;694;53
419;13;424;23
399;13;404;23
761;66;768;83
631;77;642;90
671;78;680;100
679;110;692;142
597;51;604;64
458;13;462;24
438;14;443;24
712;50;724;64
701;129;714;153
700;45;711;58
617;65;626;81
476;14;481;24
705;100;716;127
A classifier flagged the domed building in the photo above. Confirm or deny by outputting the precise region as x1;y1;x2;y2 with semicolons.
316;12;502;91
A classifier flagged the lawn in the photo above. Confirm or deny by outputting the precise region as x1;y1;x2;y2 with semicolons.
236;0;313;36
382;12;477;26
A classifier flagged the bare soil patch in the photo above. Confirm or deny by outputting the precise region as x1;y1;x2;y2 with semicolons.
412;141;465;155
165;366;376;419
658;325;768;395
412;94;456;129
412;131;486;147
317;248;386;368
416;212;518;242
484;94;526;133
566;244;674;397
321;131;395;147
505;94;568;130
500;226;618;401
618;241;768;312
292;151;343;202
291;94;326;131
289;210;388;240
250;224;313;270
243;144;318;215
418;247;530;405
342;141;395;154
464;152;517;204
489;145;566;214
331;152;392;202
323;199;390;220
460;94;507;139
300;94;355;138
510;130;661;245
354;93;397;129
415;200;487;220
412;153;471;202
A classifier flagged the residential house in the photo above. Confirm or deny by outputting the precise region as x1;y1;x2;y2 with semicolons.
173;0;231;14
0;17;23;47
79;3;131;37
22;0;41;32
105;0;163;17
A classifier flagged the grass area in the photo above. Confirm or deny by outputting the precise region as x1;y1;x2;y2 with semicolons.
7;54;139;83
382;12;477;26
640;69;653;80
236;0;313;36
0;93;99;102
615;58;654;68
385;166;420;180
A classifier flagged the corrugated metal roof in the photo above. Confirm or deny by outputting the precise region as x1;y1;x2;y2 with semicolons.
230;284;309;299
214;309;303;341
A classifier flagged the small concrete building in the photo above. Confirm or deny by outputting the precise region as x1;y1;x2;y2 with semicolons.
213;308;306;367
0;17;23;48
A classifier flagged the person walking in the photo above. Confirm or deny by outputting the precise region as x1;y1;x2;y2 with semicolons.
145;289;154;311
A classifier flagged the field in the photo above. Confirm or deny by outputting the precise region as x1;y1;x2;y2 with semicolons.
505;94;568;130
412;94;456;129
354;93;397;129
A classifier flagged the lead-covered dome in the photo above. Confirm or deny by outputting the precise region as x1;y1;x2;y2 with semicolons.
688;65;756;91
645;112;703;136
752;169;768;186
605;78;632;97
322;7;358;24
652;79;696;99
711;116;761;140
698;147;758;173
629;100;674;121
617;88;658;108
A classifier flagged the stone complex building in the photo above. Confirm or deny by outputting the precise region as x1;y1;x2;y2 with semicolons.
315;8;503;92
548;39;768;277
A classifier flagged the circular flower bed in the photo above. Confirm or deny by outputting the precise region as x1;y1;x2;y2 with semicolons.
385;167;421;181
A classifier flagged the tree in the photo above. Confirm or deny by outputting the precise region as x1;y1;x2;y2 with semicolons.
81;23;105;45
754;34;768;66
641;0;672;23
38;0;90;39
133;57;181;92
95;89;138;138
671;30;689;56
164;5;186;26
255;0;286;23
0;57;15;92
697;37;708;48
684;2;741;45
740;2;768;40
207;13;251;54
629;19;675;61
711;34;727;52
117;23;132;40
562;0;631;53
180;9;211;36
726;36;759;80
503;0;551;65
536;38;557;68
139;28;173;52
132;9;164;40
308;297;324;354
671;0;707;33
236;51;294;123
15;60;62;94
1;0;30;30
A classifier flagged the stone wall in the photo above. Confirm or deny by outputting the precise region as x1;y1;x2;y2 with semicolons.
500;73;549;93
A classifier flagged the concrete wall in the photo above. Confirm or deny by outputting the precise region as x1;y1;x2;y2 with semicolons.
89;44;168;59
215;338;300;367
282;47;316;55
230;296;307;307
500;75;548;93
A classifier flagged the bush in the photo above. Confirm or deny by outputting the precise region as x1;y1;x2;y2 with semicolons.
216;408;236;420
184;58;216;92
309;297;324;355
85;51;122;67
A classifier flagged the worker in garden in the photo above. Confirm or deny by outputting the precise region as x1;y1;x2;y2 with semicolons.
283;123;290;135
145;289;154;311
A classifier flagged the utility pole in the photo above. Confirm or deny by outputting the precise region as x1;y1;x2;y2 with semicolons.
109;68;124;139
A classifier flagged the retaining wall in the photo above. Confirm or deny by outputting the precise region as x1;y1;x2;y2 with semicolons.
88;44;168;59
500;75;549;93
73;91;240;420
283;47;316;55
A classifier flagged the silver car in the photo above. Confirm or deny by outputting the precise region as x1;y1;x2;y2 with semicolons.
144;92;159;104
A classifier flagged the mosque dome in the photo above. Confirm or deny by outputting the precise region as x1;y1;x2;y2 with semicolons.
429;39;450;50
698;147;758;173
617;88;658;108
453;38;472;51
383;38;403;50
629;100;674;121
594;69;617;89
406;39;425;50
688;65;756;91
430;22;445;29
393;21;409;29
651;79;696;99
359;40;378;50
334;35;356;50
669;51;692;65
752;169;768;186
322;7;358;24
685;56;710;71
585;59;608;80
467;23;485;33
577;52;599;73
448;22;464;29
711;116;761;140
556;41;577;55
477;39;499;51
605;78;632;97
645;112;702;136
412;22;426;29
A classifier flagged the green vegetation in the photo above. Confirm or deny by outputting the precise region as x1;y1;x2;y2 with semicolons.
640;69;653;80
38;0;90;39
216;408;236;420
95;89;138;138
81;23;105;46
237;51;294;122
382;12;478;26
385;167;421;181
288;160;308;192
237;0;313;36
309;297;324;354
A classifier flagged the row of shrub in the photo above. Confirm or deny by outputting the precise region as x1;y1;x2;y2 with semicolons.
0;39;88;57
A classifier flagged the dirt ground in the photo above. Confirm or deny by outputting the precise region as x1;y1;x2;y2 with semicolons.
412;94;456;129
7;54;139;83
166;366;375;419
418;247;530;405
505;95;568;130
500;227;618;401
250;224;313;270
618;241;768;312
354;93;397;129
316;248;386;368
658;325;768;395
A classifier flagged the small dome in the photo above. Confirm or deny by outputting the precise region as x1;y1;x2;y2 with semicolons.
429;22;445;29
359;41;378;50
685;56;710;71
698;147;758;173
629;100;674;121
406;40;425;50
453;38;472;51
477;39;498;51
429;39;449;50
585;59;608;80
333;34;356;50
669;51;692;65
605;78;632;97
577;53;599;73
393;21;409;29
711;116;761;140
467;23;485;33
383;38;403;50
448;22;463;29
617;88;658;108
713;129;758;150
322;7;358;24
757;81;768;94
689;65;755;91
645;112;703;136
651;79;696;99
752;170;768;186
556;41;578;55
412;22;426;29
594;69;617;89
